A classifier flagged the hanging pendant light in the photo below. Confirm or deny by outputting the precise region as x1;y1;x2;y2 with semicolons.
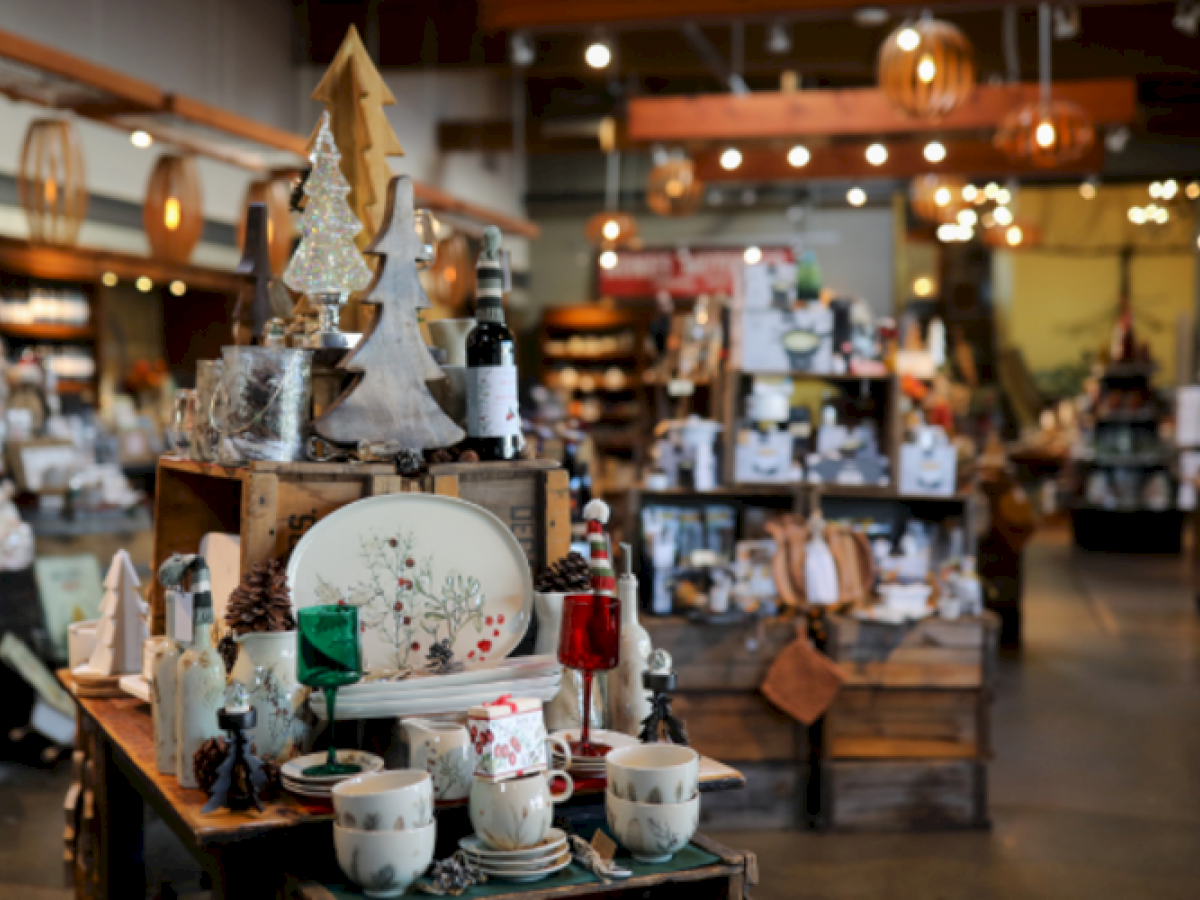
144;154;203;263
878;15;976;119
910;173;968;224
996;4;1094;166
983;220;1041;249
586;150;638;248
646;156;703;217
17;119;87;246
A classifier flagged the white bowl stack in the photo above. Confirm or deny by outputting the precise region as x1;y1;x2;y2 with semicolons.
605;745;701;864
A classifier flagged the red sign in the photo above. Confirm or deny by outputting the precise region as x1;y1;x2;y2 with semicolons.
597;247;794;298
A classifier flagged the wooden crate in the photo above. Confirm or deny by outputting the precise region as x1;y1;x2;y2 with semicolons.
826;613;1000;689
673;692;805;763
824;688;987;760
699;762;804;831
818;760;989;831
644;616;797;691
150;457;568;631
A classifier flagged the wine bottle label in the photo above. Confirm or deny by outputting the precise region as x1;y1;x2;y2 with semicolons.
466;365;521;438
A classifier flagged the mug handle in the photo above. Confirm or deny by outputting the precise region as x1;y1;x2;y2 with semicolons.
547;735;572;771
549;769;574;803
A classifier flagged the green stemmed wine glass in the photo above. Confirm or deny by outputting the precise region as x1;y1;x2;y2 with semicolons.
297;604;363;777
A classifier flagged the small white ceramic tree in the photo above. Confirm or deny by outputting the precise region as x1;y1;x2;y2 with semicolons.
87;550;147;676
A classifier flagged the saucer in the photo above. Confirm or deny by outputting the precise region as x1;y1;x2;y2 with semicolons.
458;828;568;862
281;751;384;785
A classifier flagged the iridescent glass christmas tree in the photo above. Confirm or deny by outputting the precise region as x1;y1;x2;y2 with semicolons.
283;111;373;349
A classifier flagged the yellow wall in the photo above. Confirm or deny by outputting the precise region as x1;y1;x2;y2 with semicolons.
996;185;1196;384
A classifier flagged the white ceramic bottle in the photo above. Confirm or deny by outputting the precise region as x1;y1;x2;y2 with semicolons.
607;543;653;736
151;603;183;774
175;589;226;788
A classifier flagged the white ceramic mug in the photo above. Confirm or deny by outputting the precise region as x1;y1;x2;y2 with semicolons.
333;820;436;899
469;769;574;851
606;744;700;804
332;770;433;832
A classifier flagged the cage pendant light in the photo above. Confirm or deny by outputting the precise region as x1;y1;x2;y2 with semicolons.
646;156;704;217
17;119;87;246
144;154;203;263
877;14;976;119
910;173;968;224
586;150;639;247
995;3;1094;166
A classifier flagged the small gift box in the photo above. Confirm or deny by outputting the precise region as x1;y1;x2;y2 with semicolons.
468;695;548;781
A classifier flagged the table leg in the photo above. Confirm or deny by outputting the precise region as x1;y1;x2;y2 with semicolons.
95;736;145;899
209;843;285;900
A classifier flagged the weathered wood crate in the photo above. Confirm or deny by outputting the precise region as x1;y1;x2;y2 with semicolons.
150;457;568;632
818;759;988;831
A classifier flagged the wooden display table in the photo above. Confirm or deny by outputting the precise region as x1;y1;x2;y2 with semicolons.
60;671;749;900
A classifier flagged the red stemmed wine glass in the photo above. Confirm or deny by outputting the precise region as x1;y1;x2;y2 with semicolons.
557;592;620;758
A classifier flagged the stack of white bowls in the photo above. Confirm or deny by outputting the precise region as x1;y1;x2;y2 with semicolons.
331;771;436;899
605;745;701;864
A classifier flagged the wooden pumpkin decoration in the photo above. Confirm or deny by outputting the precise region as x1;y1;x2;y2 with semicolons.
143;154;203;264
646;158;704;217
235;174;295;275
878;18;975;119
910;174;968;224
994;100;1095;167
17;119;87;246
585;211;639;248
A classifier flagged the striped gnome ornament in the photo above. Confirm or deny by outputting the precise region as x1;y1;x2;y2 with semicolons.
583;499;616;598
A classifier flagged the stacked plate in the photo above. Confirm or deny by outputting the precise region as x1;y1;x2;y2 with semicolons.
459;829;573;883
550;729;640;780
308;656;563;721
280;751;384;800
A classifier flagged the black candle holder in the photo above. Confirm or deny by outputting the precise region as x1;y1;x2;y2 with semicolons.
202;706;269;813
638;650;690;746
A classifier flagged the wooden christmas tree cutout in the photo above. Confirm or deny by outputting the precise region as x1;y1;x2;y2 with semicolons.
314;175;465;450
308;24;405;247
86;550;147;677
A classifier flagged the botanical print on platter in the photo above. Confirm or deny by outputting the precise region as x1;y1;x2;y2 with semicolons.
313;527;507;671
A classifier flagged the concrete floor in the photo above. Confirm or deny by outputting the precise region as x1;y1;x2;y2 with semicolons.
2;529;1199;898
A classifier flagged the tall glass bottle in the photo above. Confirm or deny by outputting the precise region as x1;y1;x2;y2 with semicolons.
175;582;225;789
152;595;183;774
465;226;523;460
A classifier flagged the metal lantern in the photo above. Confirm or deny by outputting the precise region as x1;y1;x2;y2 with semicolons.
995;100;1095;167
236;174;295;274
17;119;87;245
910;174;968;224
144;154;204;264
585;211;639;248
646;158;704;217
877;18;976;119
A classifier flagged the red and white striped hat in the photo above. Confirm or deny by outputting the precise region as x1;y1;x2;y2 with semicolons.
584;499;616;597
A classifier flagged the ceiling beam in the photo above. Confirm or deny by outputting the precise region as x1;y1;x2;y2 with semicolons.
694;139;1106;182
479;0;1160;30
627;79;1137;142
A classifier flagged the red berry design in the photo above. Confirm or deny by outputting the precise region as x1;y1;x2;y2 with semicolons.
393;602;403;612
403;616;412;625
486;616;494;626
389;539;398;548
406;558;415;568
493;630;500;637
337;599;346;606
498;615;505;624
478;640;493;653
411;642;420;651
468;651;475;659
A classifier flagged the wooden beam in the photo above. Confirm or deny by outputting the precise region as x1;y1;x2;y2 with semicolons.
100;119;271;172
411;180;540;239
694;139;1106;182
165;95;309;158
628;79;1137;142
439;119;620;153
480;0;1157;30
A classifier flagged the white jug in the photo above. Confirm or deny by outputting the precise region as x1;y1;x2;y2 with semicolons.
403;718;474;803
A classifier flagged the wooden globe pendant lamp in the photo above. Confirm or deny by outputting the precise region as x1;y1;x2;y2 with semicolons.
910;173;968;224
17;118;87;246
646;156;704;217
144;154;204;264
878;14;976;119
995;4;1094;166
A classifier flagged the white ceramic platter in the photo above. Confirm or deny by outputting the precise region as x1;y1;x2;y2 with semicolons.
286;493;533;673
340;655;561;699
281;750;384;783
458;829;568;861
309;676;563;721
311;672;561;714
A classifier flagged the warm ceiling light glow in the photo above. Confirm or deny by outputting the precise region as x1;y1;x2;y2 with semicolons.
163;196;182;231
866;143;888;166
787;145;811;168
169;280;186;297
984;182;999;199
1006;225;1023;246
130;130;153;149
957;208;978;227
934;186;952;207
913;276;934;297
601;219;621;241
665;179;684;198
744;245;763;265
962;185;978;203
1155;206;1170;224
101;272;118;287
599;249;619;269
135;276;153;292
916;54;937;83
585;41;611;69
719;148;743;171
924;141;947;163
1162;179;1179;200
995;188;1012;206
1188;181;1200;200
1035;121;1056;148
1080;181;1097;199
1149;181;1163;199
993;206;1014;226
847;187;867;207
1128;206;1147;225
896;27;920;51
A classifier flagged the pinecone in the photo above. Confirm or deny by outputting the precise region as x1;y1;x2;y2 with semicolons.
194;737;229;794
535;552;591;593
217;632;239;675
226;560;295;635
